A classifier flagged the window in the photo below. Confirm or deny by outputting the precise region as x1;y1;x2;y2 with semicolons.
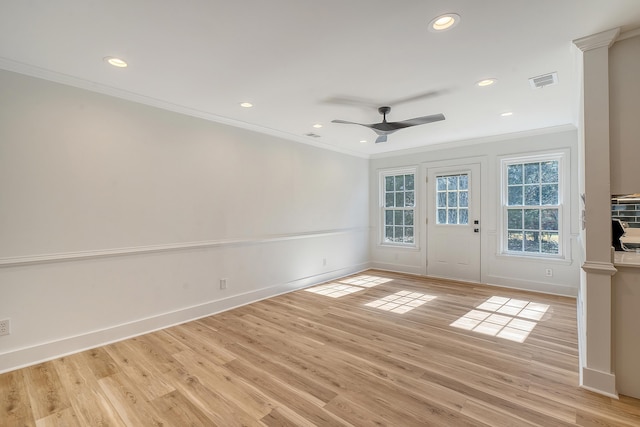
501;154;564;257
436;173;469;225
381;168;416;246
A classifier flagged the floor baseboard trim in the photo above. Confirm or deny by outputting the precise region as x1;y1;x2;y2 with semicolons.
580;366;618;398
0;262;370;374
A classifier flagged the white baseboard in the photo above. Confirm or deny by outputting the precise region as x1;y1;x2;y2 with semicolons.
580;366;618;398
370;261;425;276
0;262;370;374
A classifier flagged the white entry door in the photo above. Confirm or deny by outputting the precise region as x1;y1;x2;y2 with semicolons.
426;164;481;282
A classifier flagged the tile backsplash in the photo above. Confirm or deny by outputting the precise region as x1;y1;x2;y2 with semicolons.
612;199;640;228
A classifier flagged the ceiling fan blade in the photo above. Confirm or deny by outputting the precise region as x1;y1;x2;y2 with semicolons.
394;113;446;127
324;96;378;109
331;119;367;126
387;89;448;106
375;134;388;144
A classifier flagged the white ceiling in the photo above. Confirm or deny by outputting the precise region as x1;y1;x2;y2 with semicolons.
1;1;640;157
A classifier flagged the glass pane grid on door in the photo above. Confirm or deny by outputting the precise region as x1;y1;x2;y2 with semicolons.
436;173;469;225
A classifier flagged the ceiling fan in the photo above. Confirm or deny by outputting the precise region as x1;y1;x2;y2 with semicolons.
331;106;445;143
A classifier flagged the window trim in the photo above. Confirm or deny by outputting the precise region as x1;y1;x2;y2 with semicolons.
498;151;569;260
379;167;418;248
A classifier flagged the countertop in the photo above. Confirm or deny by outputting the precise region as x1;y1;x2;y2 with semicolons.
614;250;640;268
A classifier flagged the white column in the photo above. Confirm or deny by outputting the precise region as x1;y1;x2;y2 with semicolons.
573;28;619;398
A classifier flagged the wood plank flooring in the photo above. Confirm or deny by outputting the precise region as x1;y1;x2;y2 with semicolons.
2;270;640;426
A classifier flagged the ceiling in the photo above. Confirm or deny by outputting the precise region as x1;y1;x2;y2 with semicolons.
1;1;640;157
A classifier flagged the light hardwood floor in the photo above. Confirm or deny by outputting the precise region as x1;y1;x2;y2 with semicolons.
2;270;640;426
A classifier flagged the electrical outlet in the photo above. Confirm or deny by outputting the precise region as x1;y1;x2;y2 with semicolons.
322;258;327;267
545;269;553;277
0;319;10;336
219;278;227;290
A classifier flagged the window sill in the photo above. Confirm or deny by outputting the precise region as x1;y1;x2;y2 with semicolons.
378;243;421;251
496;252;573;265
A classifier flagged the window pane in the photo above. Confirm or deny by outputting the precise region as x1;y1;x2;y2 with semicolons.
385;210;393;225
437;209;446;224
524;209;540;230
508;164;523;185
437;177;447;191
541;209;558;231
405;227;414;242
385;176;394;191
508;209;522;229
394;226;403;241
447;176;458;190
385;193;394;207
541;184;558;205
395;193;404;207
508;232;523;251
524;231;540;252
405;174;414;191
404;211;414;226
395;175;405;191
405;191;415;207
385;226;394;241
525;185;540;205
459;174;468;190
459;208;469;224
448;209;458;224
394;210;403;226
524;163;540;184
459;191;468;207
448;191;458;207
437;192;447;207
541;232;559;254
541;161;558;183
508;186;523;205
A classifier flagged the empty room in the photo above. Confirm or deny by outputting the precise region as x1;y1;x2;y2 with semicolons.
2;1;640;425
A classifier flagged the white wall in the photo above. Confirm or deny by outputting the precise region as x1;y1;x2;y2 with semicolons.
369;128;580;296
0;70;370;372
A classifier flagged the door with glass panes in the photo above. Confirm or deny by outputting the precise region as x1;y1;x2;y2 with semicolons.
427;164;481;282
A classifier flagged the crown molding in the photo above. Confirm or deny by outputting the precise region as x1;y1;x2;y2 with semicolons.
573;28;620;52
0;57;369;159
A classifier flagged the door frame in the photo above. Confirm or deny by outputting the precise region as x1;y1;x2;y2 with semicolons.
421;156;487;281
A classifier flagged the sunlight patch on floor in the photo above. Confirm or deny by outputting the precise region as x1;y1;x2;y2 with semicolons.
450;296;550;343
365;291;437;314
304;274;392;298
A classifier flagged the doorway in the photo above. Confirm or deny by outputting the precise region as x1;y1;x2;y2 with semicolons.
426;163;481;282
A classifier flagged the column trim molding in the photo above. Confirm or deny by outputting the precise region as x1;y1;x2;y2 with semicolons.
582;261;617;276
573;28;620;52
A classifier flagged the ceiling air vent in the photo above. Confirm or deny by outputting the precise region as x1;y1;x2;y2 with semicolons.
305;132;321;138
529;72;558;89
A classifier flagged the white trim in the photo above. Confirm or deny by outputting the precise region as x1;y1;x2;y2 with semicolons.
378;166;419;249
369;124;577;160
581;261;617;276
498;150;570;260
573;28;620;52
0;227;369;267
0;58;368;160
580;366;618;399
0;262;371;374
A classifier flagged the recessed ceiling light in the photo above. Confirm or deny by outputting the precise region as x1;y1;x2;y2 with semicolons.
429;13;460;32
313;124;323;128
477;78;497;87
104;56;127;68
360;140;367;144
501;112;513;117
240;102;253;108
